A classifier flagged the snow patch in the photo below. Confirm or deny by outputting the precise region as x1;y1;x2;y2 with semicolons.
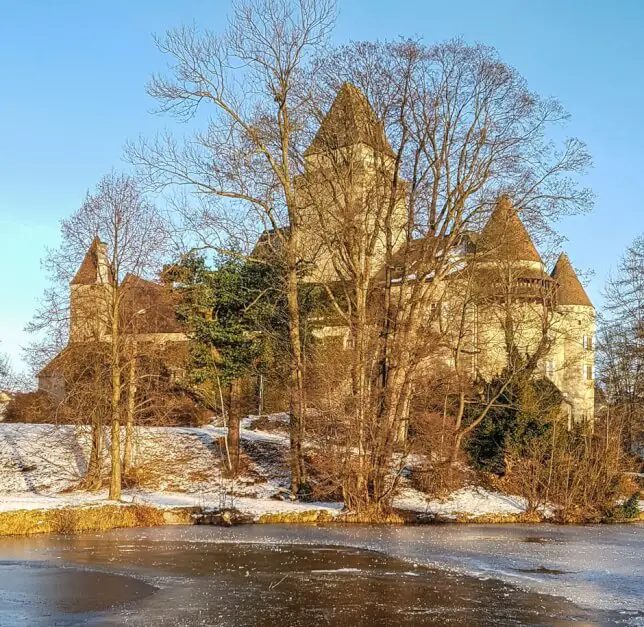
395;485;527;518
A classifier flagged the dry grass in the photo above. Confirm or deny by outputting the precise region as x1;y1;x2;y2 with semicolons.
452;511;544;524
122;460;171;490
0;504;181;537
337;509;408;524
123;446;221;492
257;509;336;524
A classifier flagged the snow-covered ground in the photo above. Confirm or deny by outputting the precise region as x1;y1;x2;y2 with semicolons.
0;421;620;522
395;484;528;518
0;421;342;519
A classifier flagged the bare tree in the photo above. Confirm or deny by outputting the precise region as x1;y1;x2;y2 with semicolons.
28;172;169;499
128;0;337;494
0;348;22;395
0;350;11;390
599;235;644;454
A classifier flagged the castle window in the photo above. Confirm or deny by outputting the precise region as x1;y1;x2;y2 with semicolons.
344;332;356;350
544;360;555;378
583;363;594;380
582;335;592;350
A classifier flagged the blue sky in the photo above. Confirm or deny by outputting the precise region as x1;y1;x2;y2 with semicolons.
1;0;643;371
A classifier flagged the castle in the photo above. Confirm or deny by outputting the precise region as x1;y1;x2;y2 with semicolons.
40;83;595;424
294;83;595;425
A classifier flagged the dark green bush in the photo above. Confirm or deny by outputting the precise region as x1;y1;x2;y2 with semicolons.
621;492;641;519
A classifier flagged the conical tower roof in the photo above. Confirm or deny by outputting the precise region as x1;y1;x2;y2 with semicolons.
305;82;395;158
551;253;593;307
477;195;543;264
71;236;113;285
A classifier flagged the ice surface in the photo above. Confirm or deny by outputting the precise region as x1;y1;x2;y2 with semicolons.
1;525;641;625
125;524;643;615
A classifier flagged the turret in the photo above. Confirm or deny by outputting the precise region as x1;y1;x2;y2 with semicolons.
470;195;553;380
552;253;593;307
69;237;113;342
551;253;595;426
304;82;395;166
476;195;546;274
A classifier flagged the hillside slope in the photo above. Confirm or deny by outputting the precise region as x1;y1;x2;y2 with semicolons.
0;419;530;521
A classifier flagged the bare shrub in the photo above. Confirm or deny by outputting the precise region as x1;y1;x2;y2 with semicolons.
501;411;637;522
4;392;57;424
408;462;471;499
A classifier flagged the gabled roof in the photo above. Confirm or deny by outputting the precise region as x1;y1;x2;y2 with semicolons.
120;274;185;334
476;195;543;264
305;82;395;158
38;343;110;378
551;253;593;307
71;236;113;285
251;226;290;263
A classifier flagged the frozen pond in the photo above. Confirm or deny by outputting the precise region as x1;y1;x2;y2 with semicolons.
0;523;642;625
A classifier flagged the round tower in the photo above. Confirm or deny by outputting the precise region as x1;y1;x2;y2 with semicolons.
472;195;555;379
551;252;595;427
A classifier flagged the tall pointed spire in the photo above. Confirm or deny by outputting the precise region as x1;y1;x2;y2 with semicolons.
551;253;593;307
477;195;543;264
305;82;395;158
71;236;112;285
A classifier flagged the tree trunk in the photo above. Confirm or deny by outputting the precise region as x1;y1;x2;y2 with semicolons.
350;272;369;510
123;351;136;475
85;423;103;490
109;366;122;500
449;392;467;468
228;378;242;476
85;358;104;490
285;263;306;494
450;432;465;466
109;290;122;501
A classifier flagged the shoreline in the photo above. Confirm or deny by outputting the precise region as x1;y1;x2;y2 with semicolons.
1;498;641;537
